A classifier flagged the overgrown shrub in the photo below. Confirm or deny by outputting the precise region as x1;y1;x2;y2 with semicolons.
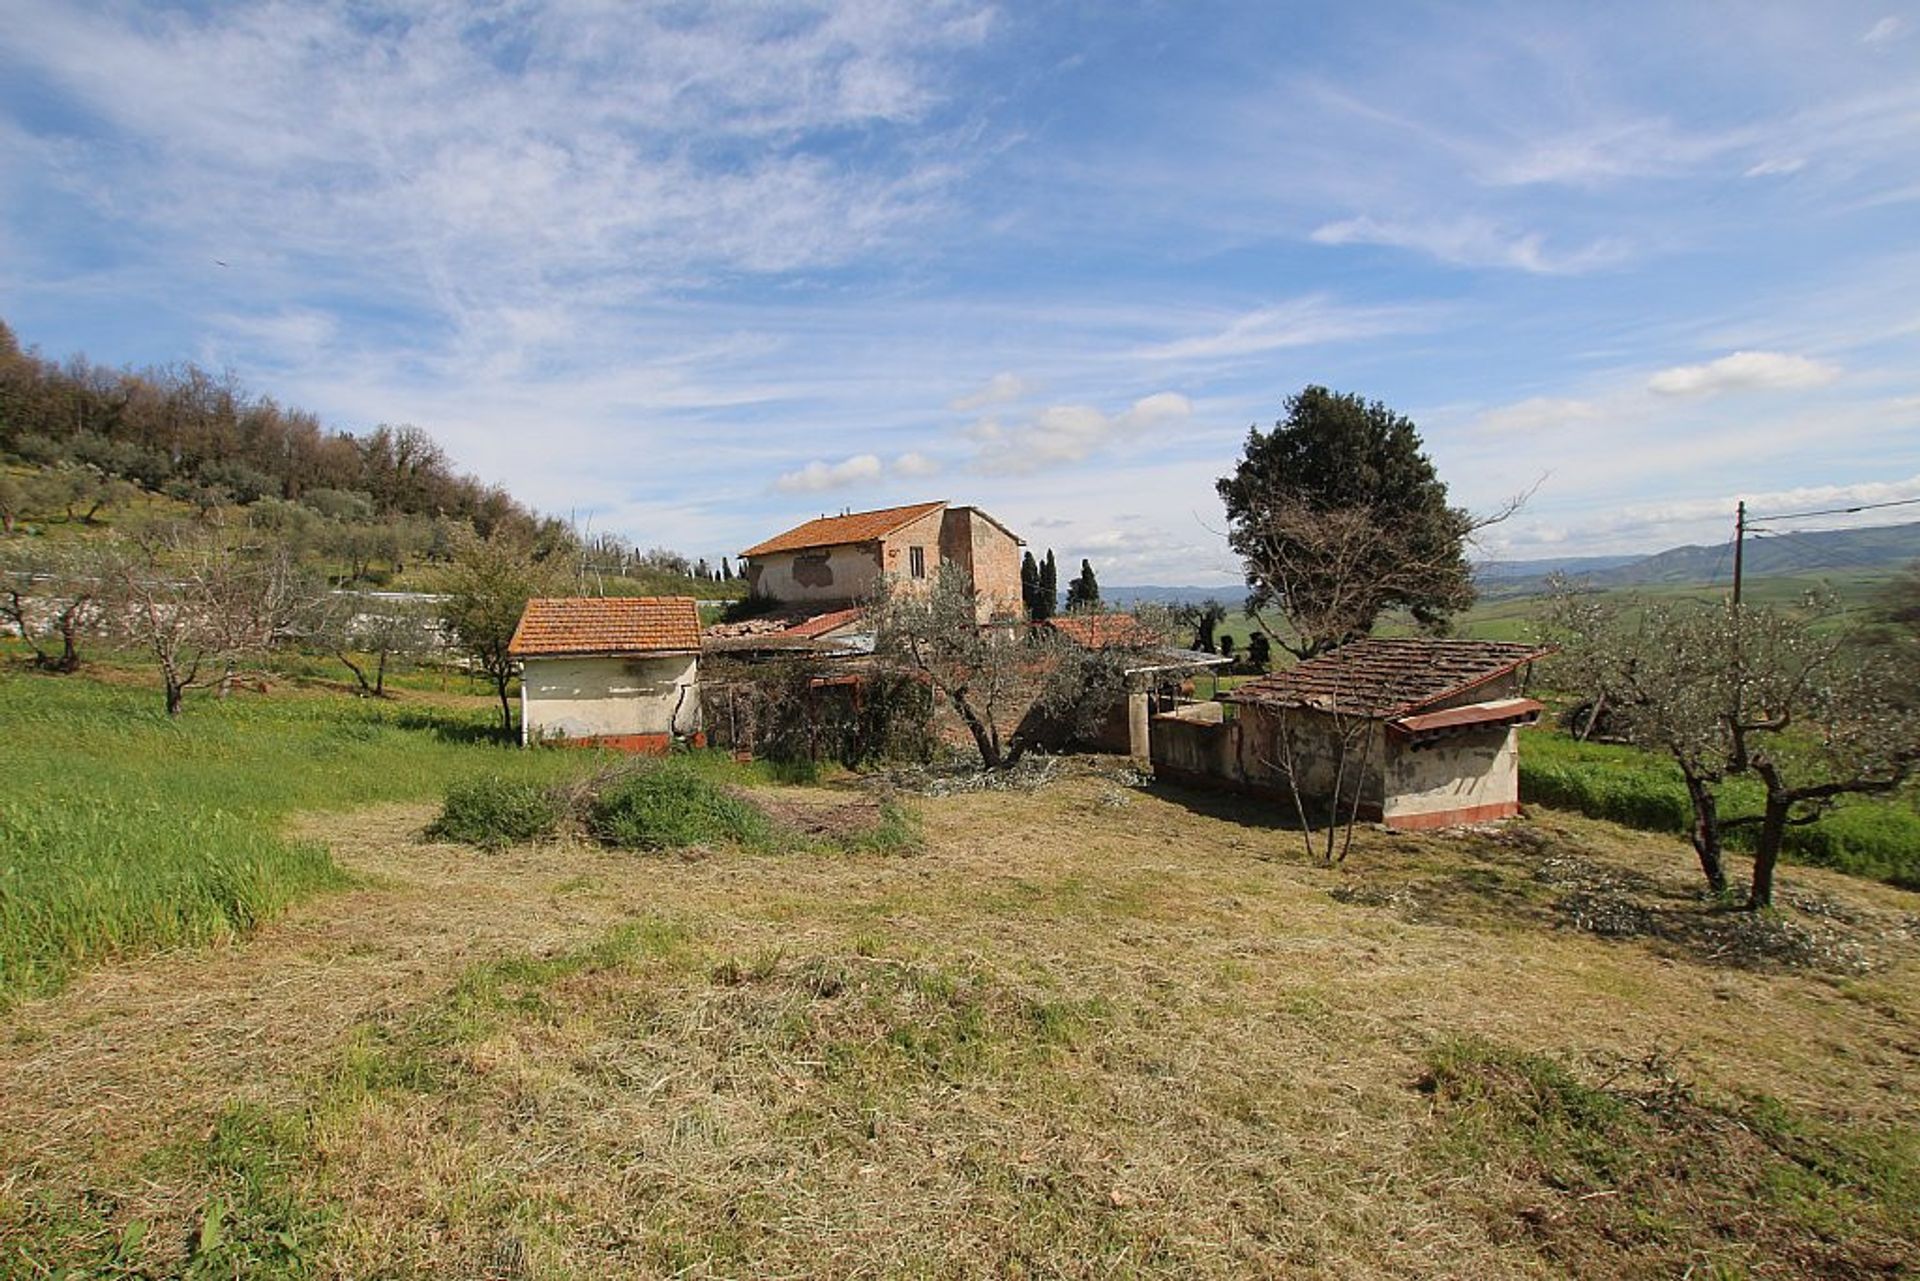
587;763;771;851
425;775;561;850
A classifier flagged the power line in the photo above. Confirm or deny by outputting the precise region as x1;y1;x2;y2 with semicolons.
1745;495;1920;524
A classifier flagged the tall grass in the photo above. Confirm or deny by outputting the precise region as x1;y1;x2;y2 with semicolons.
0;670;601;1002
1521;731;1920;890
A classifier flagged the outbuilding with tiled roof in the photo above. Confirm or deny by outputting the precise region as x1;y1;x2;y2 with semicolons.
1153;637;1553;830
509;596;704;753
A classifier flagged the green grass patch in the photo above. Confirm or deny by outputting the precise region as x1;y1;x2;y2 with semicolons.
1521;729;1920;890
0;668;608;1002
587;760;774;851
424;775;562;850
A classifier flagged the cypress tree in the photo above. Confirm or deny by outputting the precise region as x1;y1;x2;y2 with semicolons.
1020;551;1041;618
1035;550;1058;622
1065;559;1100;612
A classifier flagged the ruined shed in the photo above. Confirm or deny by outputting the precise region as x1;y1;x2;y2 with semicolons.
508;596;703;752
1151;638;1551;829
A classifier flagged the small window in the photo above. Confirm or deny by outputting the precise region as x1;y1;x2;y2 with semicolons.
909;546;926;578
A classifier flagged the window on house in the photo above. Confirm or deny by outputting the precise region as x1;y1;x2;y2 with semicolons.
909;546;926;578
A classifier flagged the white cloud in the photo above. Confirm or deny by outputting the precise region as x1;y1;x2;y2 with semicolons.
1744;157;1806;178
1864;16;1908;45
774;454;884;493
893;450;941;478
1474;397;1604;436
950;372;1036;411
1647;351;1841;397
1310;215;1630;274
970;392;1192;474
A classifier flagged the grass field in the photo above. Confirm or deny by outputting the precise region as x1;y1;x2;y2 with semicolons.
0;665;610;1001
1521;730;1920;890
4;664;1919;1276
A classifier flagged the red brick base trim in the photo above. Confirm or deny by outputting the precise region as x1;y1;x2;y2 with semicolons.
1383;800;1520;831
550;732;705;756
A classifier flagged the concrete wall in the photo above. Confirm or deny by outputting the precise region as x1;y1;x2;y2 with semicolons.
520;654;700;746
746;543;884;605
1150;702;1242;786
1380;727;1521;828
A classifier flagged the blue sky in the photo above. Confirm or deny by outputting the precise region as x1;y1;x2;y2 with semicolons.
3;1;1918;583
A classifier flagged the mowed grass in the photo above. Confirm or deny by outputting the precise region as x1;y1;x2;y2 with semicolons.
5;773;1918;1277
0;667;606;1001
1521;729;1920;890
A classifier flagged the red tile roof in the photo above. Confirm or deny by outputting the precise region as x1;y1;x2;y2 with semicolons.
1227;638;1552;718
787;607;866;639
1046;613;1162;649
508;597;702;658
740;501;947;558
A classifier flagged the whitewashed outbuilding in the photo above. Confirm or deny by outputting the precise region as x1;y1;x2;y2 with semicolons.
508;597;703;752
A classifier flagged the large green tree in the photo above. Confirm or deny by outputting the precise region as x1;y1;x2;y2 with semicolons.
1218;386;1478;658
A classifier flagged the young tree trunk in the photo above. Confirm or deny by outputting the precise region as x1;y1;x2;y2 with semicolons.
1680;771;1729;895
1749;795;1790;909
57;622;81;673
495;675;515;739
374;649;389;697
338;650;375;696
165;677;186;717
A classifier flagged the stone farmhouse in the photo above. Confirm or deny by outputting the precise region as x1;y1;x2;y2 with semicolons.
507;596;703;752
738;500;1024;624
1151;638;1551;830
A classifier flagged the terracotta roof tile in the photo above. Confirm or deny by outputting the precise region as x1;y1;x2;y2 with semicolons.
1226;638;1552;718
787;607;867;639
740;501;947;558
1046;614;1161;649
509;597;702;658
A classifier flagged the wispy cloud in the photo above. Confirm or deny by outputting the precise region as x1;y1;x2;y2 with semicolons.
1863;16;1908;45
1311;216;1631;274
1474;397;1605;436
950;372;1036;411
1134;296;1428;361
1647;351;1841;397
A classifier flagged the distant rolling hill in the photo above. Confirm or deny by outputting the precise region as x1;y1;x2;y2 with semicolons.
1476;521;1920;598
1112;522;1920;609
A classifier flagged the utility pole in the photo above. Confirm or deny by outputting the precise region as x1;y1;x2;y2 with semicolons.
1732;500;1746;607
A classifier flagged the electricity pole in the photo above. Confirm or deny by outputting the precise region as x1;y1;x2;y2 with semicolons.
1732;500;1746;607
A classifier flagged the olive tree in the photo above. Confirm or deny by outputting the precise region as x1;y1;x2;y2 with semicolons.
871;565;1151;770
1547;587;1920;908
1543;584;1740;894
105;525;303;715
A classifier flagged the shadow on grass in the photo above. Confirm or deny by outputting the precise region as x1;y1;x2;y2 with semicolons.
1328;823;1896;975
1136;779;1310;836
386;708;513;747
